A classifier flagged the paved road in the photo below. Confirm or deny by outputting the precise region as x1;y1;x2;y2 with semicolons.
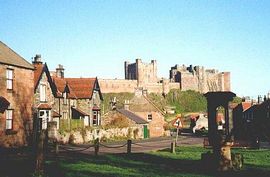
58;135;205;155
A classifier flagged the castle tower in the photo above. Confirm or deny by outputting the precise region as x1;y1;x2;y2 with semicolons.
125;59;158;87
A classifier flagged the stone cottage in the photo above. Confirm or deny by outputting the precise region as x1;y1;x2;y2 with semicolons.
106;88;166;138
102;108;149;139
52;65;103;127
0;41;34;147
32;55;61;132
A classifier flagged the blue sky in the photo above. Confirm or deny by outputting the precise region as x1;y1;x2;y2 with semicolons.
1;0;270;97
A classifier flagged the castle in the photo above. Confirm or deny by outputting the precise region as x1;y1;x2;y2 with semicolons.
99;59;230;94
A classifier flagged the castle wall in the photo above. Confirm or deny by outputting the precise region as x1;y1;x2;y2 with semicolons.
180;72;199;91
99;79;138;93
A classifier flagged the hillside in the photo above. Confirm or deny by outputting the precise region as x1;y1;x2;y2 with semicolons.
101;90;207;119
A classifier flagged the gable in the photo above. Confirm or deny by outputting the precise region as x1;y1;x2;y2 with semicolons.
34;63;56;94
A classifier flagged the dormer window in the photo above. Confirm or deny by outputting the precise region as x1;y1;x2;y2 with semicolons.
6;69;13;90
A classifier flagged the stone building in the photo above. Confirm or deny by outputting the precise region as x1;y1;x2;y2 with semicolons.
52;65;103;127
125;59;158;86
32;55;61;131
100;59;231;94
100;59;179;94
123;88;166;137
0;41;34;147
102;109;148;139
169;64;231;93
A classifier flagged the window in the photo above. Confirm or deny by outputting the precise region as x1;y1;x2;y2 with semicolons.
39;110;50;130
63;92;67;105
6;109;13;130
40;84;46;102
6;69;13;90
147;114;153;121
93;111;98;125
63;112;67;119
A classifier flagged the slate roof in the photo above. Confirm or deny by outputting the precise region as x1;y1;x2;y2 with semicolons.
0;41;34;69
117;109;148;124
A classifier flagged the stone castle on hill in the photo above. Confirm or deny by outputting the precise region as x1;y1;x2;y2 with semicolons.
98;59;230;94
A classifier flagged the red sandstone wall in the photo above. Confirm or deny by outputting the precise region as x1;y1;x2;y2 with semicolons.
134;111;165;137
0;64;34;147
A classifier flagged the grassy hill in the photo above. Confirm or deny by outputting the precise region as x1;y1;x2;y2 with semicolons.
102;90;207;126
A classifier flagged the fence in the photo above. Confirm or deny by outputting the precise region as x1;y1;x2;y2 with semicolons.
51;138;177;155
59;119;84;131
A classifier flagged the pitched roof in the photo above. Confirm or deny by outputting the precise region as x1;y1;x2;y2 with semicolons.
117;109;148;124
242;102;252;111
52;77;97;99
72;107;89;116
37;103;52;109
65;78;96;99
52;111;61;117
34;63;45;89
0;41;34;69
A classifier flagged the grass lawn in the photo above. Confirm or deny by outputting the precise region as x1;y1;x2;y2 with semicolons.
44;146;270;177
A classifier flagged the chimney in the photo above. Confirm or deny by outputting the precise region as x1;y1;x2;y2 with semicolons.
56;64;65;78
124;100;130;110
32;54;43;64
258;95;262;104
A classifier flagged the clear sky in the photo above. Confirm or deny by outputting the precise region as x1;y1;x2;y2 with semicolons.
1;0;270;98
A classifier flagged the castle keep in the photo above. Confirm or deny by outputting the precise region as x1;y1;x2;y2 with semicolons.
99;59;231;94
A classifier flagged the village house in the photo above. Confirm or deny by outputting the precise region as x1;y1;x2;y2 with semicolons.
51;65;103;127
102;107;149;139
32;54;60;132
103;88;166;138
0;41;34;147
232;102;252;140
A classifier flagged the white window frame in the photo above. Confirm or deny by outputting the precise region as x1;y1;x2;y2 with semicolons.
6;109;13;130
147;114;153;122
6;69;13;90
93;111;98;125
40;84;46;102
39;110;51;130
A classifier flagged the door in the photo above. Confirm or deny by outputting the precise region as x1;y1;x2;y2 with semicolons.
143;125;149;139
39;110;51;130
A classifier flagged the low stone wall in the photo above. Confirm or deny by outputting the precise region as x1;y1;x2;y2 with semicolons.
48;122;143;144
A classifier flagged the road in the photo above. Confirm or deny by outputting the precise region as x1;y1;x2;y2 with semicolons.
58;135;205;155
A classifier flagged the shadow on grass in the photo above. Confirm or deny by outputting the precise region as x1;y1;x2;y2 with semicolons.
45;150;270;177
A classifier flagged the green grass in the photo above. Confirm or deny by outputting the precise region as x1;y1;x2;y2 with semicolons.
45;146;270;177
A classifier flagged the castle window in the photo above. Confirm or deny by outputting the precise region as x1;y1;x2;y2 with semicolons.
147;114;153;121
6;109;13;130
6;69;13;90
